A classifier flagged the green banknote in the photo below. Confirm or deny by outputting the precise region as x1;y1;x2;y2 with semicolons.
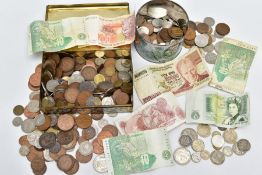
103;128;174;175
186;89;250;128
209;38;257;94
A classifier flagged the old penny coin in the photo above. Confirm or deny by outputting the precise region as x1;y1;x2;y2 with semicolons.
210;150;225;165
82;126;96;140
113;89;129;105
184;28;196;41
197;124;211;137
57;114;75;131
39;132;56;149
81;65;97;81
75;114;92;129
57;130;74;145
13;105;24;116
92;138;104;155
102;125;119;137
168;26;183;38
215;23;230;36
57;154;75;172
237;139;251;152
179;135;192;147
197;23;209;34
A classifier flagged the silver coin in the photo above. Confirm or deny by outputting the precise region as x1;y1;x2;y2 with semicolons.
152;18;163;28
34;114;46;126
153;27;162;33
205;52;217;64
46;79;60;92
118;71;131;83
195;34;209;48
12;117;23;127
19;145;30;156
50;114;58;127
162;20;173;28
223;146;233;157
98;118;109;129
179;135;192;147
223;129;238;144
68;74;85;85
93;154;108;173
27;100;39;113
214;41;223;53
137;26;149;35
192;139;205;152
203;44;215;53
237;139;251;152
203;17;215;27
181;128;198;142
115;59;130;72
148;6;167;19
72;71;81;75
138;5;148;16
214;31;224;39
102;97;114;106
191;152;201;163
210;150;225;165
232;143;246;156
21;119;36;133
121;59;131;69
173;147;191;165
107;111;118;118
95;57;105;66
29;91;40;100
197;124;211;138
27;130;42;147
200;150;210;160
211;134;224;149
80;81;96;92
212;131;221;137
43;149;54;162
79;141;93;156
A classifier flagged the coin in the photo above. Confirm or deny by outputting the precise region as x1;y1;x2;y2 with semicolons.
197;124;211;137
181;128;198;142
57;154;75;172
27;100;39;113
203;44;214;53
57;130;74;145
147;6;167;19
39;132;57;149
191;152;201;163
159;28;172;42
79;141;93;156
92;138;104;155
21;119;36;133
215;23;230;36
237;139;251;152
75;114;92;129
192;139;205;152
102;125;119;137
46;80;60;92
81;65;97;81
13;105;24;116
223;129;238;144
195;34;209;48
184;28;196;41
113;89;129;105
98;119;109;129
57;114;75;131
93;154;108;173
223;146;233;157
214;41;222;54
205;52;217;64
12;117;23;127
179;135;192;147
43;149;54;162
82;126;96;140
211;134;224;150
232;142;245;156
200;150;210;160
34;114;46;126
102;97;114;106
76;150;93;163
19;145;30;156
203;17;215;27
197;23;209;34
49;142;61;154
168;26;183;38
212;131;221;137
173;147;191;165
95;51;105;58
210;150;225;165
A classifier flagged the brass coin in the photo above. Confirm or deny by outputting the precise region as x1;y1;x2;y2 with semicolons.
94;74;106;85
13;105;25;116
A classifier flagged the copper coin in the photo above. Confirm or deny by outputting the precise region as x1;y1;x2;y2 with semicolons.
197;23;209;34
104;66;116;76
159;28;172;42
57;130;74;145
92;138;104;155
102;125;118;137
91;108;104;120
75;56;86;65
65;158;79;175
29;73;41;88
168;26;184;38
97;130;113;145
76;90;92;106
120;82;132;94
31;157;46;172
111;73;119;83
184;39;195;46
188;21;197;30
215;23;230;36
113;89;129;105
49;146;66;161
57;114;75;131
37;115;51;131
35;63;42;74
104;58;116;68
57;154;75;172
39;132;56;149
75;114;92;129
19;135;31;147
81;65;97;81
64;86;80;104
49;142;61;154
13;105;24;116
104;50;116;58
185;28;196;41
82;126;96;140
76;150;93;163
61;57;75;72
26;146;44;162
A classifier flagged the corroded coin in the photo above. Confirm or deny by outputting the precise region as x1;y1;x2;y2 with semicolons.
197;124;211;138
179;135;192;147
237;139;251;152
173;147;191;165
12;117;23;127
192;139;205;152
223;146;233;157
181;128;198;142
13;105;24;116
223;129;238;144
200;150;210;160
191;152;201;163
210;150;225;165
93;154;108;173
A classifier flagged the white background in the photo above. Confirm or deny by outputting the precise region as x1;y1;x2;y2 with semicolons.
0;0;262;175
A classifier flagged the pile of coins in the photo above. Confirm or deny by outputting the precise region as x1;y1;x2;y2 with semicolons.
173;124;251;165
12;62;121;174
136;0;188;46
183;17;230;64
41;50;133;113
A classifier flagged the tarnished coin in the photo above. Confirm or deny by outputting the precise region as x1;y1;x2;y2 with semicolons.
210;150;225;165
82;126;96;140
197;124;211;137
98;119;109;129
39;132;57;149
203;44;214;53
93;154;108;173
232;142;246;156
181;128;198;142
27;100;39;113
195;34;209;48
21;119;36;133
12;117;23;127
215;23;230;36
191;152;201;163
223;129;238;144
173;147;191;165
197;23;209;34
34;114;46;126
237;139;251;152
49;142;61;154
79;81;95;92
200;150;210;160
223;146;233;157
211;134;224;150
57;154;75;172
19;145;30;156
192;139;205;152
205;52;217;64
179;135;192;147
79;141;93;156
203;17;215;27
13;105;24;116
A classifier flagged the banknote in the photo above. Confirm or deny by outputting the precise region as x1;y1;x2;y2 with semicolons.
134;47;211;104
29;13;135;53
209;38;257;94
186;88;250;128
115;92;185;135
103;128;174;175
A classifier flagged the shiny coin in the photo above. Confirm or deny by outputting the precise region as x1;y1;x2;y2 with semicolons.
95;51;105;58
211;134;224;150
197;124;211;138
203;17;215;27
34;114;46;126
13;105;24;116
191;152;201;163
102;97;114;106
173;147;191;165
210;150;225;165
27;100;39;113
19;145;30;156
98;119;109;129
79;141;93;156
232;142;245;156
21;119;36;133
223;146;233;157
12;117;23;127
223;129;238;144
148;6;167;19
181;128;198;142
179;135;192;147
192;139;205;152
46;80;60;92
200;150;210;160
93;154;108;173
195;34;209;48
94;74;106;85
237;139;251;152
205;52;217;64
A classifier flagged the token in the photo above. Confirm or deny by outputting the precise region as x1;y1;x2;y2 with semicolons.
223;129;238;144
93;154;108;173
192;139;205;152
205;52;217;64
173;147;191;165
13;105;24;116
197;124;211;137
215;23;230;36
200;150;210;160
64;86;79;104
79;81;95;92
179;135;192;147
223;146;233;157
211;134;224;150
210;150;225;165
12;117;23;127
191;152;201;163
237;139;251;152
195;34;209;48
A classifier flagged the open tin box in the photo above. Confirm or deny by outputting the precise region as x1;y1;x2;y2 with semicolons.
40;3;133;114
